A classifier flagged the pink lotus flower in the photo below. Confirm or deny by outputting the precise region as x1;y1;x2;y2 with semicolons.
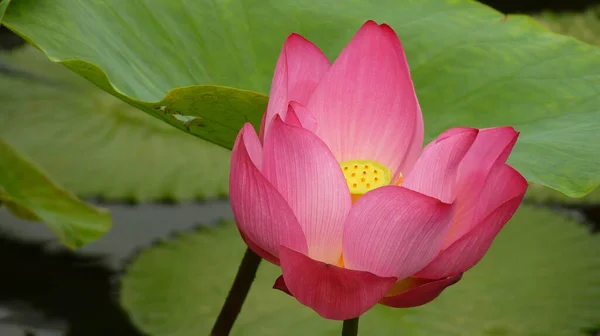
230;20;527;320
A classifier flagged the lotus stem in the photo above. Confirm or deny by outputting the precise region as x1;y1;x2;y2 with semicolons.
210;247;261;336
342;317;360;336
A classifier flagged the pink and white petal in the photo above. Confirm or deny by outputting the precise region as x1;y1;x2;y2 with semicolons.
240;232;280;265
440;129;519;247
230;123;308;261
380;23;424;176
417;195;523;279
449;127;519;236
457;126;519;194
418;165;527;278
379;274;463;308
273;275;292;295
278;246;397;320
403;128;478;203
283;101;317;132
263;116;352;264
444;154;529;246
432;127;475;140
307;20;423;176
260;34;330;140
342;186;453;279
284;35;331;105
475;163;528;217
239;123;264;171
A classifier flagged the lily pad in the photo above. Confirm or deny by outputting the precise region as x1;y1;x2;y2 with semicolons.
0;138;111;249
0;46;230;202
120;205;600;335
525;8;600;205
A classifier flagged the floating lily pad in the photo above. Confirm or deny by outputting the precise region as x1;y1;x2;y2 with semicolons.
121;205;600;335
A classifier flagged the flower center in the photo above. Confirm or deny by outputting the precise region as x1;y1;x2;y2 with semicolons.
340;160;394;202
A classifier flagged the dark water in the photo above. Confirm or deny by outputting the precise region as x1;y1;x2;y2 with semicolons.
0;201;234;336
479;0;600;13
